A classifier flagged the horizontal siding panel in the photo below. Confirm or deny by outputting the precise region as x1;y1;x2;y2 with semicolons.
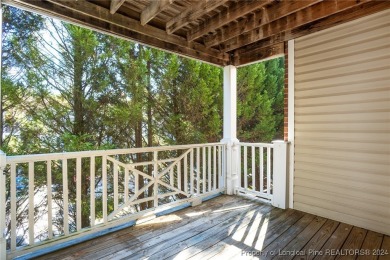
295;141;390;156
295;165;388;185
295;68;390;90
295;173;390;198
295;148;390;164
295;157;388;176
295;122;390;132
295;28;390;60
294;194;390;226
295;90;390;107
295;111;390;123
294;186;390;216
294;9;390;234
295;101;390;115
295;10;390;49
296;154;390;170
295;58;390;84
295;132;390;142
296;46;390;74
295;37;389;66
294;202;390;236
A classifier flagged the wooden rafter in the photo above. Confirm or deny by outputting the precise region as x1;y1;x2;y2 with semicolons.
110;0;126;14
5;0;229;66
235;0;390;57
203;0;322;47
220;0;374;53
186;0;273;42
233;43;284;66
141;0;173;26
166;0;229;35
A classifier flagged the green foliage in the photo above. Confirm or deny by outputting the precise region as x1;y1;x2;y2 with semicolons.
237;58;285;142
1;5;284;244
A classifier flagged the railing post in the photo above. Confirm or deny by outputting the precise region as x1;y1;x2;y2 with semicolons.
272;140;288;209
221;65;239;195
0;151;7;259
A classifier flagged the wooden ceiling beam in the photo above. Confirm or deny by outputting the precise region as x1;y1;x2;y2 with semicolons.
233;43;284;67
110;0;126;14
141;0;173;26
203;0;322;48
4;0;229;66
186;0;272;42
166;0;229;35
235;0;390;55
220;0;374;53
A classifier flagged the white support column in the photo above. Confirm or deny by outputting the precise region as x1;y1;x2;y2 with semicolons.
0;151;6;259
288;39;295;209
272;140;288;209
221;65;239;195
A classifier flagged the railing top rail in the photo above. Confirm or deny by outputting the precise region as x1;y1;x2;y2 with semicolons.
239;142;274;148
6;142;225;163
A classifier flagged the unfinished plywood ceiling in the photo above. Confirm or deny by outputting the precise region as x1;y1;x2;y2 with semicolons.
4;0;390;66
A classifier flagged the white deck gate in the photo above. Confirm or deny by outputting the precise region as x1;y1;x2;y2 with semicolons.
236;141;288;208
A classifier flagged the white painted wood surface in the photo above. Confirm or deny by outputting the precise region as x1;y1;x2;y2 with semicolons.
3;143;226;257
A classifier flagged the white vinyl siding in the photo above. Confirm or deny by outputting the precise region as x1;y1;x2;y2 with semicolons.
294;9;390;235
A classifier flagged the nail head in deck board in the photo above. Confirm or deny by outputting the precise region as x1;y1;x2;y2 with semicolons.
357;231;384;260
294;219;340;260
315;222;353;260
273;216;328;260
379;236;390;260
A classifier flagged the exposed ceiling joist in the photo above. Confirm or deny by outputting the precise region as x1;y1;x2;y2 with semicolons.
186;0;272;42
166;0;229;35
234;43;284;66
141;0;173;26
5;0;228;66
203;0;322;47
220;0;373;53
235;0;390;56
110;0;126;14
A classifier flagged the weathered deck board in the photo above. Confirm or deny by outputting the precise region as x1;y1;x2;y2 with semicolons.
294;219;340;260
315;223;353;260
336;227;367;260
379;236;390;260
193;210;306;259
32;195;390;260
357;231;384;260
273;216;327;260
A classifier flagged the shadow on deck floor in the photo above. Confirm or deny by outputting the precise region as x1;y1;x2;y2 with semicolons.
33;195;390;260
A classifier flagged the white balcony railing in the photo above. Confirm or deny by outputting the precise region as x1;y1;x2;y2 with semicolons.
0;143;226;258
0;141;287;259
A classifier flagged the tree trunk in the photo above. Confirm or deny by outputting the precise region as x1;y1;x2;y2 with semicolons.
72;36;91;228
146;59;155;209
134;46;146;210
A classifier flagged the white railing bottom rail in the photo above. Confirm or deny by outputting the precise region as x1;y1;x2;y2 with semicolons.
1;143;226;258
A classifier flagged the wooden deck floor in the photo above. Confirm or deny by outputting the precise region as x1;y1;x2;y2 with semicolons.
34;195;390;260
